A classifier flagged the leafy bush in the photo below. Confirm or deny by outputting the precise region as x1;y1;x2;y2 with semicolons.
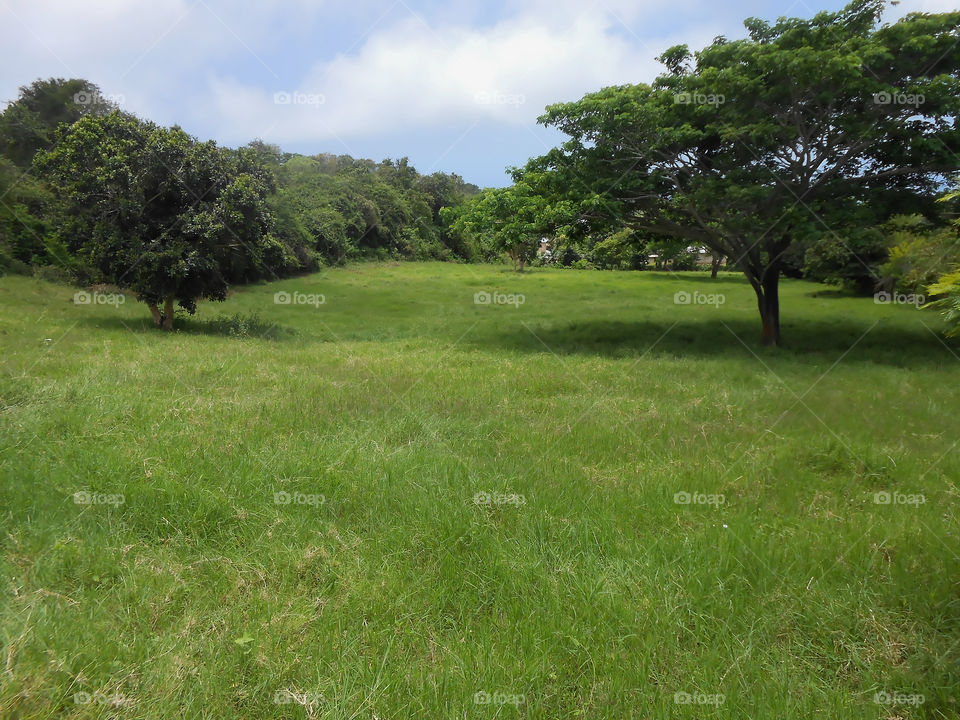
671;251;698;271
926;268;960;337
31;264;75;284
804;227;888;293
880;215;960;294
0;255;30;276
591;229;646;270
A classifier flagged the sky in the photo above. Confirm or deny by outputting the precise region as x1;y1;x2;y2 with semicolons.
0;0;954;187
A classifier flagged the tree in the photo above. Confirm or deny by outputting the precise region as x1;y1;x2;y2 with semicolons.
521;0;960;345
451;183;555;271
709;250;724;279
36;112;281;329
268;153;473;263
0;78;115;167
591;228;647;270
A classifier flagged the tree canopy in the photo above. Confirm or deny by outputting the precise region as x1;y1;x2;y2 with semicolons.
0;78;482;325
517;0;960;344
36;113;283;329
268;153;480;265
0;77;116;167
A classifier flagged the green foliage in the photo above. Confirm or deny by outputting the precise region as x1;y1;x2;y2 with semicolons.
590;229;646;270
0;79;122;276
437;202;480;261
880;215;960;294
804;226;889;293
35;112;281;324
518;0;960;344
922;187;960;335
451;183;558;270
568;258;596;270
270;153;477;265
0;77;115;167
643;236;700;271
1;78;480;279
926;267;960;336
0;157;56;273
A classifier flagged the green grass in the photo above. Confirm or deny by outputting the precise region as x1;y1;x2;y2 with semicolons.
1;262;957;719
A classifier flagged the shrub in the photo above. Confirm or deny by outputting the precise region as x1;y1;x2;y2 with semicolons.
926;267;960;337
880;215;960;294
804;227;888;293
31;264;75;284
591;229;646;270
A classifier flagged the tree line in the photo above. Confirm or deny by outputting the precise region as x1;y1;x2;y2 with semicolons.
2;0;958;342
452;0;960;344
0;79;479;328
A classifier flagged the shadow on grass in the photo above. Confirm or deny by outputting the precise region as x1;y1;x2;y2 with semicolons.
76;313;298;341
637;270;755;286
805;287;860;299
469;318;957;367
74;305;955;368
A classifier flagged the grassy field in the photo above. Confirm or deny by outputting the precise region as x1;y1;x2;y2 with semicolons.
0;262;957;719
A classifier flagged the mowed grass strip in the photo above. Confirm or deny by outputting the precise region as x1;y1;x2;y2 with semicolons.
0;262;957;718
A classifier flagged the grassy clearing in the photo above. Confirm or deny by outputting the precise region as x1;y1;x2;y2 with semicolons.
0;262;957;719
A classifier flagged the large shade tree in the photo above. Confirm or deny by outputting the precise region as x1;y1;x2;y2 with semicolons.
520;0;960;345
36;112;283;329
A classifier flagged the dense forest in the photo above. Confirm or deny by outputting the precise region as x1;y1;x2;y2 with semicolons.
0;77;481;285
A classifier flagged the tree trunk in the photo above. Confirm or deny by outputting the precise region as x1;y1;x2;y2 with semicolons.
711;253;722;279
148;304;162;327
162;297;174;331
755;270;781;347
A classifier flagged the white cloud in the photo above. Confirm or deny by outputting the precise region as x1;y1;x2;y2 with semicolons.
207;3;714;145
0;0;335;119
899;0;960;12
5;0;946;157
